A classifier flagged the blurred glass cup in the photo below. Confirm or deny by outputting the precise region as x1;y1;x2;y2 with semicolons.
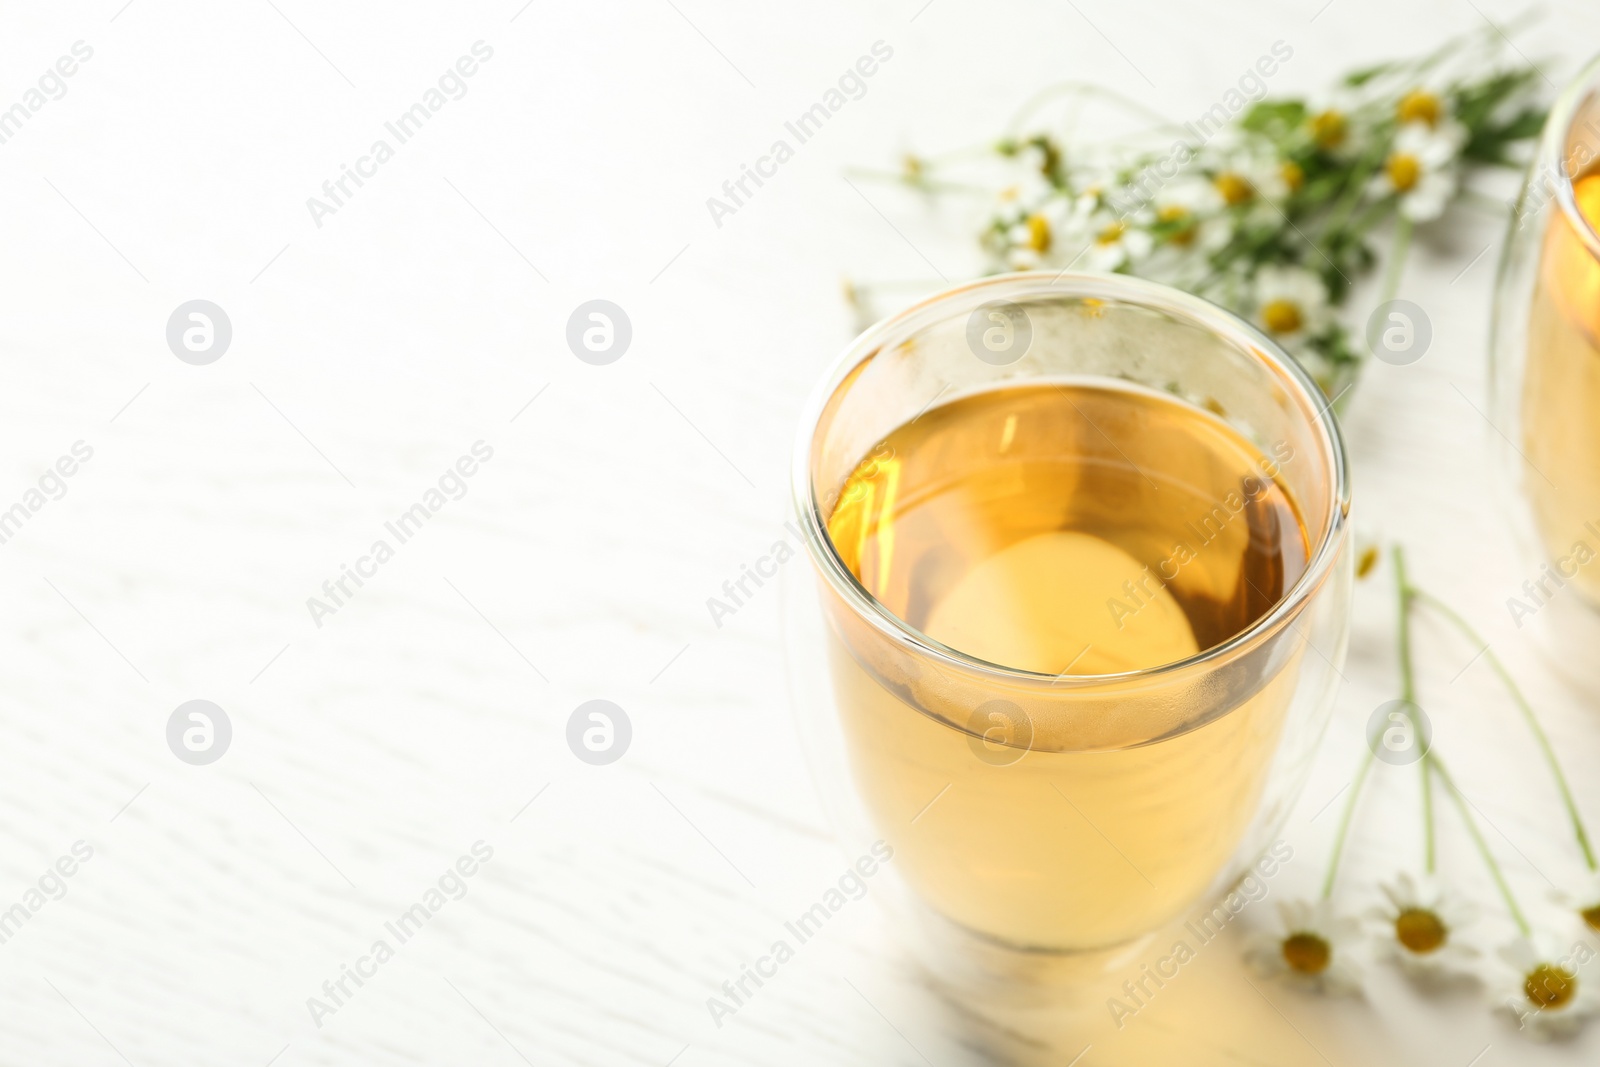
1492;54;1600;663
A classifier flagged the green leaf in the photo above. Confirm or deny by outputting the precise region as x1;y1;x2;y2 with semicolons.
1495;107;1548;141
1451;68;1541;130
1240;99;1308;135
1344;62;1395;87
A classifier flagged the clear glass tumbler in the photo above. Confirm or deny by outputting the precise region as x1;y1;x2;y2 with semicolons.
785;271;1351;986
1491;54;1600;648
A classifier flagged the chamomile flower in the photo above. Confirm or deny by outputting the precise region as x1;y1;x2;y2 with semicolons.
1151;179;1230;250
1069;170;1121;213
1371;121;1467;222
1135;179;1231;285
1552;871;1600;936
1355;540;1382;579
1243;899;1364;994
1207;139;1294;221
1370;872;1480;984
1012;136;1065;186
1395;86;1453;131
1001;196;1073;270
1308;106;1358;157
994;168;1055;220
1243;153;1293;207
990;182;1068;270
1252;266;1332;352
1004;235;1044;270
1074;172;1146;230
1279;159;1307;196
1291;84;1366;154
1495;934;1600;1040
1072;209;1152;273
1211;167;1257;210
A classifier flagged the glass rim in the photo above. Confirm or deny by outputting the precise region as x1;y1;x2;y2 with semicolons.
789;270;1352;688
1547;52;1600;260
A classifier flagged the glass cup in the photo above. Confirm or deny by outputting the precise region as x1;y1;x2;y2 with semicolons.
1491;54;1600;656
786;271;1351;986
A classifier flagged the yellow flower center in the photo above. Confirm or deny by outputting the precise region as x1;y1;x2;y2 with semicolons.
1394;908;1448;954
1261;299;1304;335
1398;89;1443;128
1096;221;1126;246
1027;214;1052;253
1158;205;1196;246
1386;153;1422;193
1581;903;1600;933
1214;172;1255;206
1310;109;1347;149
1525;964;1578;1010
1356;545;1380;578
1281;932;1331;974
1281;160;1305;193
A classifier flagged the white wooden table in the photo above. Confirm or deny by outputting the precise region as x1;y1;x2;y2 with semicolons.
3;1;1600;1063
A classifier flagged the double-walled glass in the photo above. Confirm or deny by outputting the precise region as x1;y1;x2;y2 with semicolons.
787;272;1351;970
1492;54;1600;637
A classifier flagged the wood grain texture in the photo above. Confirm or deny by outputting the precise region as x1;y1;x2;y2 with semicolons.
1;1;1598;1063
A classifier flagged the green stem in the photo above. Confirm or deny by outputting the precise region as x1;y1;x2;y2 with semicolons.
1379;215;1413;305
1457;188;1520;216
840;168;991;195
1421;747;1436;875
1321;747;1377;899
1346;199;1397;241
1430;753;1532;937
1413;590;1599;871
1394;548;1417;702
1324;150;1386;235
1392;547;1435;874
1003;82;1178;140
921;142;1007;166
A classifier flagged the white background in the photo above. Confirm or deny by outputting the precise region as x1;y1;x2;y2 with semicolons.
2;0;1599;1064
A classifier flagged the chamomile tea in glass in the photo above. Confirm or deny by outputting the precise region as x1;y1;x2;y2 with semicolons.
788;272;1351;968
1493;54;1600;624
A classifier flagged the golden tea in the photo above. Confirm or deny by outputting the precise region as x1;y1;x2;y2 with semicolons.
822;380;1311;949
827;382;1306;672
1521;167;1600;607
